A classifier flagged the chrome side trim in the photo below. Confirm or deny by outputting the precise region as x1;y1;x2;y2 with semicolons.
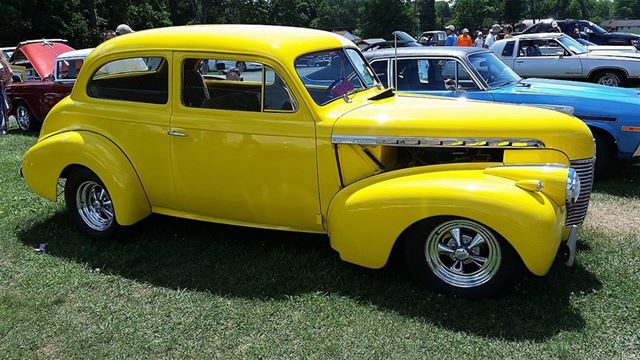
488;163;567;169
331;135;545;149
633;144;640;159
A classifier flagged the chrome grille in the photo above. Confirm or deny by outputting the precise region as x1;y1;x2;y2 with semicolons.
566;158;595;226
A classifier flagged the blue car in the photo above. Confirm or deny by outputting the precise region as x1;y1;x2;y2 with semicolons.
365;47;640;173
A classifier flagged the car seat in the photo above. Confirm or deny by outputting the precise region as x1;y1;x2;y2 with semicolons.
182;59;210;107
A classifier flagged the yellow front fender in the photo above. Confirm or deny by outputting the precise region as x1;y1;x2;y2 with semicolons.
327;163;568;276
22;131;151;226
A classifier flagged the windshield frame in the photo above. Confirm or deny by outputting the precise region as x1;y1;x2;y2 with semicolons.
587;21;607;34
557;35;589;55
294;47;381;106
467;51;522;89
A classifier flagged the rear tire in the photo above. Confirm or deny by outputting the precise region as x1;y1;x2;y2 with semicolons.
64;168;120;239
404;218;522;298
14;102;36;132
592;70;625;87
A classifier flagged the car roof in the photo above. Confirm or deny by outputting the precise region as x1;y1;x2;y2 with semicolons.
364;46;488;60
91;25;353;63
57;48;93;60
514;32;564;40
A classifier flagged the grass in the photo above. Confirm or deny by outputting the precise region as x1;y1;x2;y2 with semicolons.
0;133;639;359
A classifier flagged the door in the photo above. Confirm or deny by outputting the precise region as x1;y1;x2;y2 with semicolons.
169;52;321;232
392;58;494;101
514;39;582;78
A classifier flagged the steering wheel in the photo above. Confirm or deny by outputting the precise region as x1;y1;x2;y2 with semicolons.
325;78;353;99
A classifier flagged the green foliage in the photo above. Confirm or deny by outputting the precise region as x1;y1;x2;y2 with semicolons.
0;0;636;48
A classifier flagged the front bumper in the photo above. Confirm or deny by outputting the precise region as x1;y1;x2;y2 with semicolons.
561;225;578;267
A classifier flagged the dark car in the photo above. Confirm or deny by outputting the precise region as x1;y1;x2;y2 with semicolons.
417;31;447;46
4;42;87;132
522;19;640;49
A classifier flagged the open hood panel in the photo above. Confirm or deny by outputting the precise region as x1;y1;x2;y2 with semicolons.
10;40;74;79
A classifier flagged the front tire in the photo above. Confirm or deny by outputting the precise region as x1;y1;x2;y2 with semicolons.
593;130;616;176
15;102;36;132
592;70;625;87
404;218;521;297
64;168;120;239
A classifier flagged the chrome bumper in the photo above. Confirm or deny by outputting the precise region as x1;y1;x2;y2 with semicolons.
561;225;578;267
633;144;640;160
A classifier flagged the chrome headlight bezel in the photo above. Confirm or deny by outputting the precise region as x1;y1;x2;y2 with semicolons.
566;168;581;205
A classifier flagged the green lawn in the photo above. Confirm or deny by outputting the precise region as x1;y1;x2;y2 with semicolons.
1;133;639;359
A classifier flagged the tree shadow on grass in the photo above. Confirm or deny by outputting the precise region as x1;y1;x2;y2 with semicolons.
593;163;640;198
17;211;601;342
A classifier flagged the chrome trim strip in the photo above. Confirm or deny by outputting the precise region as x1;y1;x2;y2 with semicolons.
331;135;545;148
633;144;640;158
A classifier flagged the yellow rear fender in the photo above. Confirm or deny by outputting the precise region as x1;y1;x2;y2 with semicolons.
21;131;151;225
327;163;567;276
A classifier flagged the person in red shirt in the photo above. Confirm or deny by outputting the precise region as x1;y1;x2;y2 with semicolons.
457;28;473;47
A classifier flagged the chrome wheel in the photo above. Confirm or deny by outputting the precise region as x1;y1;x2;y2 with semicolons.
16;104;31;131
425;220;501;288
597;74;620;87
75;181;114;231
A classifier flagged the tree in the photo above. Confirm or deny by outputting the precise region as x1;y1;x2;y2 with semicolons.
418;0;436;31
360;0;417;38
504;0;525;24
435;0;452;28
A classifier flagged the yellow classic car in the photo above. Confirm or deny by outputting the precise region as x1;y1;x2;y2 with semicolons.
21;25;595;297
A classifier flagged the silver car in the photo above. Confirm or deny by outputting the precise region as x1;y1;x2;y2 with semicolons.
491;33;640;87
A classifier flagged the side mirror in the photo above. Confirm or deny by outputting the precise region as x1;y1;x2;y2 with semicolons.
444;78;457;91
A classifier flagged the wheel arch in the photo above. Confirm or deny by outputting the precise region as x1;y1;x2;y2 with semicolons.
22;131;152;225
587;67;629;79
326;166;566;276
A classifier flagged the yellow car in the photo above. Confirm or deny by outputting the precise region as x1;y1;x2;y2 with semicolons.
21;25;595;297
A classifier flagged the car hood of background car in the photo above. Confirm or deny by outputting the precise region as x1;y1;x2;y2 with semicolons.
493;78;640;104
581;51;640;61
332;94;594;160
10;41;74;79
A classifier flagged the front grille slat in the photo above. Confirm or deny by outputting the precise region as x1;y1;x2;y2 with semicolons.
566;158;594;226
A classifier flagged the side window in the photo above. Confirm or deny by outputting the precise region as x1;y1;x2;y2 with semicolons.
182;58;295;113
396;58;478;91
182;58;262;112
264;66;296;111
57;59;84;80
370;60;388;87
501;41;515;57
88;56;167;104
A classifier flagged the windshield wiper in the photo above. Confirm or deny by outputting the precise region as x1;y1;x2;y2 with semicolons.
342;88;362;103
491;80;514;88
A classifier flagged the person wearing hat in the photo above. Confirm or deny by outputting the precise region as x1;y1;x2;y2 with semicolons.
503;24;514;39
115;24;134;36
484;24;502;48
444;25;457;46
457;28;473;47
474;31;484;47
550;21;562;33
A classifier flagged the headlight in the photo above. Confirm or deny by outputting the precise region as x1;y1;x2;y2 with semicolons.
632;39;639;46
566;168;581;205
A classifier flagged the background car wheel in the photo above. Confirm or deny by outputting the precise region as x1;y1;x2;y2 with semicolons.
15;102;36;132
593;129;616;176
593;70;624;87
404;218;522;297
235;61;246;72
64;167;120;239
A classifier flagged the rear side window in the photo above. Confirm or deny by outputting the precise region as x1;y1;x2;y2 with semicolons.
88;57;168;104
501;41;515;57
370;60;389;87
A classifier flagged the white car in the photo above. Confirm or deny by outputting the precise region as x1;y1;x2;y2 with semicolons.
491;33;640;87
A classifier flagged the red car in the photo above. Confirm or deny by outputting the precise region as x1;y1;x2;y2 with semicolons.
4;40;82;132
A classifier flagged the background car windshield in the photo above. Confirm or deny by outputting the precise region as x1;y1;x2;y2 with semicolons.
295;49;377;105
558;36;588;54
468;52;520;88
589;22;607;34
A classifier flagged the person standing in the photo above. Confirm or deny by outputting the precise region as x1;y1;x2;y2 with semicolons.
0;53;13;135
457;28;473;46
115;24;135;36
550;21;562;33
474;31;484;47
503;25;514;39
484;24;502;48
444;25;457;46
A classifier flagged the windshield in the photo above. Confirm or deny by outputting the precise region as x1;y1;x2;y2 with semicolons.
295;48;379;105
589;22;607;34
468;52;521;88
558;35;588;55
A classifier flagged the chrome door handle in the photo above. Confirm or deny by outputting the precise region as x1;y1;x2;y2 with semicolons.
516;60;524;63
168;130;188;137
